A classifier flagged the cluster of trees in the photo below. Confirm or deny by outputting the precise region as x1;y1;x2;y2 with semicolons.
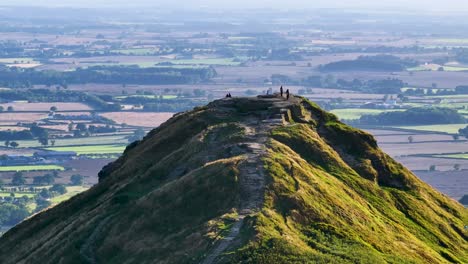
0;105;14;112
298;75;405;94
0;203;29;227
454;48;468;64
357;107;466;126
0;89;121;111
459;126;468;138
0;124;49;145
0;172;85;228
0;65;217;88
318;55;418;72
126;128;146;143
71;123;117;137
5;172;83;187
455;86;468;94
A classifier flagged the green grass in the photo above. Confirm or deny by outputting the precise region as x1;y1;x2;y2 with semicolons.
16;135;128;148
0;58;36;64
407;64;468;72
111;48;156;55
0;192;35;198
50;186;89;204
434;153;468;159
433;38;468;44
115;95;178;100
45;144;126;155
427;94;468;99
166;58;241;66
0;165;64;172
394;123;467;134
330;109;404;120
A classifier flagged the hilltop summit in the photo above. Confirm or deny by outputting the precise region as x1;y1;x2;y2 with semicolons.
0;95;466;264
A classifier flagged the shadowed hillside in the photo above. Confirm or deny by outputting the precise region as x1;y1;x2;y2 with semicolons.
0;95;466;264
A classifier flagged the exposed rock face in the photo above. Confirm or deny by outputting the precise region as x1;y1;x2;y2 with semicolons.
0;95;466;264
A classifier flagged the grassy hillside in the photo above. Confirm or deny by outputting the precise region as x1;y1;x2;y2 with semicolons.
0;96;466;264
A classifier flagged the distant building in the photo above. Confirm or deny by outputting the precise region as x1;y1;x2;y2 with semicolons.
34;151;77;160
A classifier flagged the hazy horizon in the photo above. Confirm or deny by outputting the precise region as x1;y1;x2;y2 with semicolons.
3;0;468;13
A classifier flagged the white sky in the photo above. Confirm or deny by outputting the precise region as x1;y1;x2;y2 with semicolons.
3;0;468;12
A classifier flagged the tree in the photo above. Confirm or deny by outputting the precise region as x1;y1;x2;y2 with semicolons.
127;128;146;142
454;164;461;171
9;141;19;148
408;136;414;143
7;106;14;112
35;198;51;212
38;137;48;146
70;174;84;186
12;172;26;185
76;123;87;132
50;106;57;111
0;204;29;226
459;126;468;138
50;184;67;195
4;140;10;147
50;139;56;146
452;134;460;141
42;174;55;185
39;189;52;199
429;165;436;171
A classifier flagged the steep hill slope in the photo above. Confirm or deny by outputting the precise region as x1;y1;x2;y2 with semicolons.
0;95;466;264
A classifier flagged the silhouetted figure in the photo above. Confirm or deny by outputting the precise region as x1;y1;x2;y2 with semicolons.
226;93;229;98
280;86;283;97
286;89;290;100
228;93;232;98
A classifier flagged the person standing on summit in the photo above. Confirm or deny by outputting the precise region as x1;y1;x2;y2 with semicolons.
280;86;284;97
286;89;290;100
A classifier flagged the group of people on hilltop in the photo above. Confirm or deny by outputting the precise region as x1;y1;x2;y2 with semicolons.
280;86;290;100
225;86;290;99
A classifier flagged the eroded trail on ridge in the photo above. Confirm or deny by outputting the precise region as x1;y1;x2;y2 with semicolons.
201;97;289;264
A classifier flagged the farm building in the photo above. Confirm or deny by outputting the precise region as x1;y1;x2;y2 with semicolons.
34;150;77;160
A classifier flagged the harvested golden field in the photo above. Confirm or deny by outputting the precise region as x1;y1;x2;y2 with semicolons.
0;126;27;131
101;112;174;127
0;113;47;124
0;102;92;111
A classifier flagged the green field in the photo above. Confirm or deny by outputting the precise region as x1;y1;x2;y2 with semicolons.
50;186;89;204
111;48;156;55
0;192;35;198
433;153;468;159
45;144;126;155
0;58;36;64
0;165;64;172
407;64;468;72
115;94;178;100
433;38;468;44
330;108;404;120
166;58;241;66
395;123;467;134
16;135;128;148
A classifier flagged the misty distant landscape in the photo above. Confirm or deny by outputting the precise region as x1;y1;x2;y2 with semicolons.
0;2;466;260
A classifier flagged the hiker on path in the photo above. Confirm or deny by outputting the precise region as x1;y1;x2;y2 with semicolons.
280;86;283;97
286;89;290;100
